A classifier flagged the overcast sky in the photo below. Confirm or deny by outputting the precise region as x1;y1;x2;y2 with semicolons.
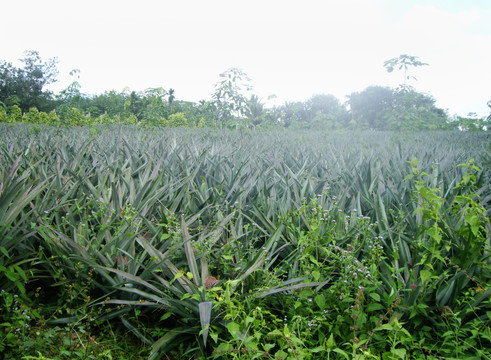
2;0;490;117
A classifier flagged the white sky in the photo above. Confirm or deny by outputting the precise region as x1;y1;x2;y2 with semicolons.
2;0;490;117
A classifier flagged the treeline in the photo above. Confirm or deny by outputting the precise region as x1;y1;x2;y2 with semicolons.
1;51;490;130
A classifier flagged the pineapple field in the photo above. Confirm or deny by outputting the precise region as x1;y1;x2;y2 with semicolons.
1;124;490;359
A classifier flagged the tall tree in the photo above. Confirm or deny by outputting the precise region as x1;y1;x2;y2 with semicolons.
389;88;449;130
245;94;265;128
383;54;428;89
168;88;175;109
212;68;253;128
347;86;394;129
142;87;170;122
305;94;349;128
279;101;309;128
0;50;59;112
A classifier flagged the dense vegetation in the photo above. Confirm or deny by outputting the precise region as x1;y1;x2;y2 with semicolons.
1;51;490;131
1;125;490;359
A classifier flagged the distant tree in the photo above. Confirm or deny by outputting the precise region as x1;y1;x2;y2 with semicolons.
305;94;349;128
279;101;308;128
383;54;428;89
142;87;170;122
347;86;394;129
128;91;145;120
306;94;340;118
348;85;450;130
57;69;85;110
167;112;188;127
88;90;125;118
456;112;489;131
212;68;253;128
168;88;175;109
389;88;449;130
196;99;219;127
0;50;59;112
245;94;265;128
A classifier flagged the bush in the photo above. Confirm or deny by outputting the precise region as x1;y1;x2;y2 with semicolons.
167;112;188;127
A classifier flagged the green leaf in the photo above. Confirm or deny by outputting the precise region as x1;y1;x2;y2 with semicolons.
366;303;385;312
5;269;19;282
210;332;218;344
0;246;9;258
420;269;431;283
181;218;200;287
275;350;288;359
226;321;241;339
391;347;407;359
159;312;172;321
314;294;326;310
375;323;393;331
199;301;213;346
149;328;188;360
326;333;335;348
369;292;380;302
14;265;27;281
333;348;349;359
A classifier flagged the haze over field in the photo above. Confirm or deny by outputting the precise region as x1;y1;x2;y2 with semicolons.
2;0;490;117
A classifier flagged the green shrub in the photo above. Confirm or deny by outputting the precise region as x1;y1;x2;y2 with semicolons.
167;112;188;127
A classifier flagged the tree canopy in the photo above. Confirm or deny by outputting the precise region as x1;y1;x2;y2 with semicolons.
0;51;487;131
347;85;452;130
0;50;58;112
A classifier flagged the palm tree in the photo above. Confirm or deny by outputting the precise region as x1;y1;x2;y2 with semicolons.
168;88;175;109
245;94;265;129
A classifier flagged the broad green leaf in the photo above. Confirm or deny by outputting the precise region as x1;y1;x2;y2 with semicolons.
314;294;326;310
420;269;432;283
226;321;241;339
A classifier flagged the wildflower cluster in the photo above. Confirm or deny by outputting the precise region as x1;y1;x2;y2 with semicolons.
0;290;38;354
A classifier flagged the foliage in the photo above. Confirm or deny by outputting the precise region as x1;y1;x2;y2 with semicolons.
456;113;489;131
348;86;394;129
167;112;188;127
212;68;253;128
0;289;149;359
1;51;488;131
348;86;451;130
244;94;265;128
0;123;490;359
384;54;429;88
0;51;58;112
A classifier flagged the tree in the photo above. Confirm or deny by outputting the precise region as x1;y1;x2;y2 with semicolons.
127;91;145;120
348;85;450;130
383;54;428;89
168;88;175;109
347;86;394;129
389;88;449;130
0;50;58;112
279;101;308;128
212;68;253;128
167;112;188;127
305;94;349;128
245;94;265;128
57;69;84;110
142;87;170;122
